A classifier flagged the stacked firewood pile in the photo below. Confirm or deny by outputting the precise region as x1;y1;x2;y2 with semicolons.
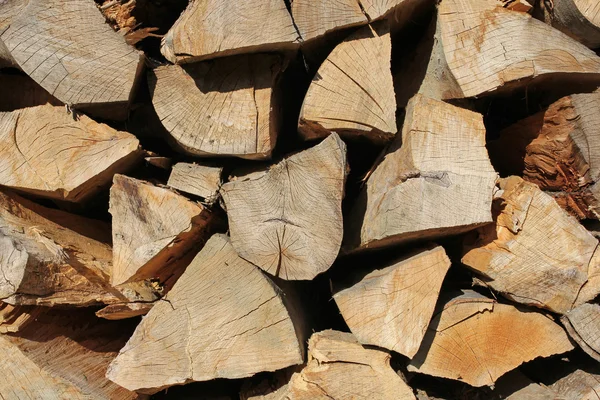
2;0;600;398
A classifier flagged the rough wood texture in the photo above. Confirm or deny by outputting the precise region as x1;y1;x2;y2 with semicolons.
408;291;574;387
96;302;154;321
109;174;217;287
540;0;600;49
462;176;600;314
167;162;223;204
561;303;600;362
0;190;122;307
107;234;304;393
160;0;299;64
432;0;600;99
347;94;497;252
549;369;600;399
334;246;451;357
286;330;416;399
291;0;367;42
0;105;141;202
221;133;347;280
0;302;44;333
298;23;396;142
488;92;600;220
0;0;143;119
1;309;143;399
149;54;283;159
0;74;61;111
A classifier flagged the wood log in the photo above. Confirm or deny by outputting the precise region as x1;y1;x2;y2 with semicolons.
220;133;347;280
0;302;44;333
109;174;218;287
160;0;299;64
167;162;223;204
0;0;143;120
333;245;451;357
462;176;600;314
549;369;600;399
488;92;600;220
298;23;396;143
96;302;155;321
285;330;416;399
346;94;497;252
561;303;600;362
291;0;367;42
408;290;574;387
539;0;600;49
0;190;123;307
149;54;283;159
0;104;142;202
0;74;61;111
107;234;304;393
405;0;600;101
1;308;143;399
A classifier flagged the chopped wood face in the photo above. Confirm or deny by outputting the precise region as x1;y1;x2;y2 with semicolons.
291;0;367;42
549;369;600;399
462;176;600;314
161;0;299;63
109;174;215;286
167;163;223;204
348;94;497;251
561;303;600;362
287;330;416;399
0;190;121;307
0;0;142;118
107;234;304;393
149;55;282;159
408;291;574;387
299;23;397;142
0;105;141;202
220;134;347;280
489;93;600;220
334;246;451;357
437;0;600;99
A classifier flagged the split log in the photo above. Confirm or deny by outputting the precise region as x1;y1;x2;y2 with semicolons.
291;0;367;42
220;133;347;280
96;302;155;321
333;245;451;357
286;330;416;399
408;290;574;387
1;308;143;399
0;302;44;333
149;54;283;159
561;303;600;362
0;0;143;120
347;94;497;252
107;234;304;393
109;174;218;287
298;23;396;142
0;190;122;307
549;369;600;399
0;105;142;202
0;74;61;111
403;0;600;101
167;162;223;204
488;92;600;220
462;176;600;314
160;0;299;64
539;0;600;49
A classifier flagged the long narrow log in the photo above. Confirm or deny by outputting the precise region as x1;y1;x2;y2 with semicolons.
220;133;347;280
160;0;299;64
561;303;600;362
334;245;451;357
347;94;497;252
539;0;600;49
298;22;397;143
0;0;143;120
149;54;283;159
408;290;574;387
0;105;141;202
462;176;600;314
107;234;304;393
